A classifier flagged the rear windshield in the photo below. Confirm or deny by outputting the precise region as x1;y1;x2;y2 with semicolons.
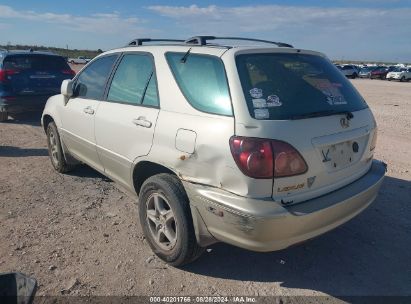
236;53;368;120
3;54;69;70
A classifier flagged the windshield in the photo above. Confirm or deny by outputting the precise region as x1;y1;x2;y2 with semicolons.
342;65;354;70
393;67;406;72
235;53;368;120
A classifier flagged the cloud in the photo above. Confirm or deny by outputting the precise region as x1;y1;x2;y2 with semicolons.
147;4;411;34
147;4;411;61
0;5;147;35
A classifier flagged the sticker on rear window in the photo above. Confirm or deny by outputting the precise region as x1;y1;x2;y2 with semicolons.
254;108;269;119
249;88;263;99
252;98;267;108
325;95;347;105
266;95;282;107
305;78;347;106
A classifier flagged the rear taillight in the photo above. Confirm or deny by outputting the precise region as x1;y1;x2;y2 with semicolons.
62;69;76;77
272;141;308;177
0;69;19;82
229;136;308;179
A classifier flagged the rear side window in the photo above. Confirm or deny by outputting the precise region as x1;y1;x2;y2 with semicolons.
74;55;117;100
166;52;232;116
107;54;159;106
3;54;69;70
236;53;368;120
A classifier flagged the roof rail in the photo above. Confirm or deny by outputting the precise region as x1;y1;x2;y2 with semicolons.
185;36;293;48
127;38;185;46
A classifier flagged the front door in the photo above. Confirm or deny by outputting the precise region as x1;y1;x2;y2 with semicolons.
60;54;118;171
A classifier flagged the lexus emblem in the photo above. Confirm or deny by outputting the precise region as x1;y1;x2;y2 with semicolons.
340;117;350;128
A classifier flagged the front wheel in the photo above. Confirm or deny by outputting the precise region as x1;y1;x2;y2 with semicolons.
400;76;405;82
139;174;204;266
46;121;74;173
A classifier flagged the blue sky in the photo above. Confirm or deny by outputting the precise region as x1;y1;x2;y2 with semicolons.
1;0;411;62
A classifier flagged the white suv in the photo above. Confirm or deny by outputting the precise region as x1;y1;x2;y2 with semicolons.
386;67;411;82
42;36;386;266
339;65;359;78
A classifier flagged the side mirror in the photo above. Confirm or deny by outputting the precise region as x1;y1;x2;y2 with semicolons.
61;79;73;98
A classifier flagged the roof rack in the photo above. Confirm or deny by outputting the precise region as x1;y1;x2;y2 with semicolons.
184;36;293;48
127;38;185;46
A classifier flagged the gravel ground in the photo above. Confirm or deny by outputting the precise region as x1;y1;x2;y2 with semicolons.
0;79;410;300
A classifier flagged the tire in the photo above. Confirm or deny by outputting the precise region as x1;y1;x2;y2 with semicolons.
46;121;74;173
400;76;405;82
352;73;358;79
139;173;204;266
0;111;8;122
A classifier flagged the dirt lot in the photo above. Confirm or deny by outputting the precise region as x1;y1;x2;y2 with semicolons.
0;79;410;299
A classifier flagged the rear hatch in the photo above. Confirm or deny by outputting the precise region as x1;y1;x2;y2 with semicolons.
234;51;377;205
2;54;74;96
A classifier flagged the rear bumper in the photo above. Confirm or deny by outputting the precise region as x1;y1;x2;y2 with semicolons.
185;160;386;251
0;95;50;113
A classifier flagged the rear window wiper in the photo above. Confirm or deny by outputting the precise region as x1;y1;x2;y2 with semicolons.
290;110;354;120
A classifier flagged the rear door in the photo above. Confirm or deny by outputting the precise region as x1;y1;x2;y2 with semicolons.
60;54;118;171
234;51;376;204
2;54;73;96
94;52;160;188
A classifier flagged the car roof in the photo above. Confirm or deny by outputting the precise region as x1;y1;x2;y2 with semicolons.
103;44;325;60
0;49;61;57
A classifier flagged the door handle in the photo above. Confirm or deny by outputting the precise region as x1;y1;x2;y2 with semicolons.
83;107;95;115
132;117;152;128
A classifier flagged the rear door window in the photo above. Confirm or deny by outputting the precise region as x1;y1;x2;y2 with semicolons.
236;53;368;120
107;53;159;106
166;52;232;116
74;55;117;100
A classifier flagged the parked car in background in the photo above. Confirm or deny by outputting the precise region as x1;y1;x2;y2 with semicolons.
68;56;88;64
42;36;385;266
386;67;411;82
370;66;396;80
370;66;388;79
340;65;359;78
0;49;75;121
359;67;375;78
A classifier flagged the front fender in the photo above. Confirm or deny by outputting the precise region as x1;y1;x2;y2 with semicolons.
41;94;66;132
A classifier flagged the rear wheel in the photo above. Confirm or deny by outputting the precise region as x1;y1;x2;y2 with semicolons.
139;174;204;266
400;76;405;82
0;111;8;122
46;121;74;173
352;73;358;79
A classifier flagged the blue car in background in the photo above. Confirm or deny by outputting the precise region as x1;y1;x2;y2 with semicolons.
0;49;75;121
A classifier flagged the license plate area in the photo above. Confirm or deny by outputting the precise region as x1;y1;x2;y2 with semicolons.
320;140;359;172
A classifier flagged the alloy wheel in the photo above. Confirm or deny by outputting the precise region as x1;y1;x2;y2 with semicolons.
146;193;177;251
